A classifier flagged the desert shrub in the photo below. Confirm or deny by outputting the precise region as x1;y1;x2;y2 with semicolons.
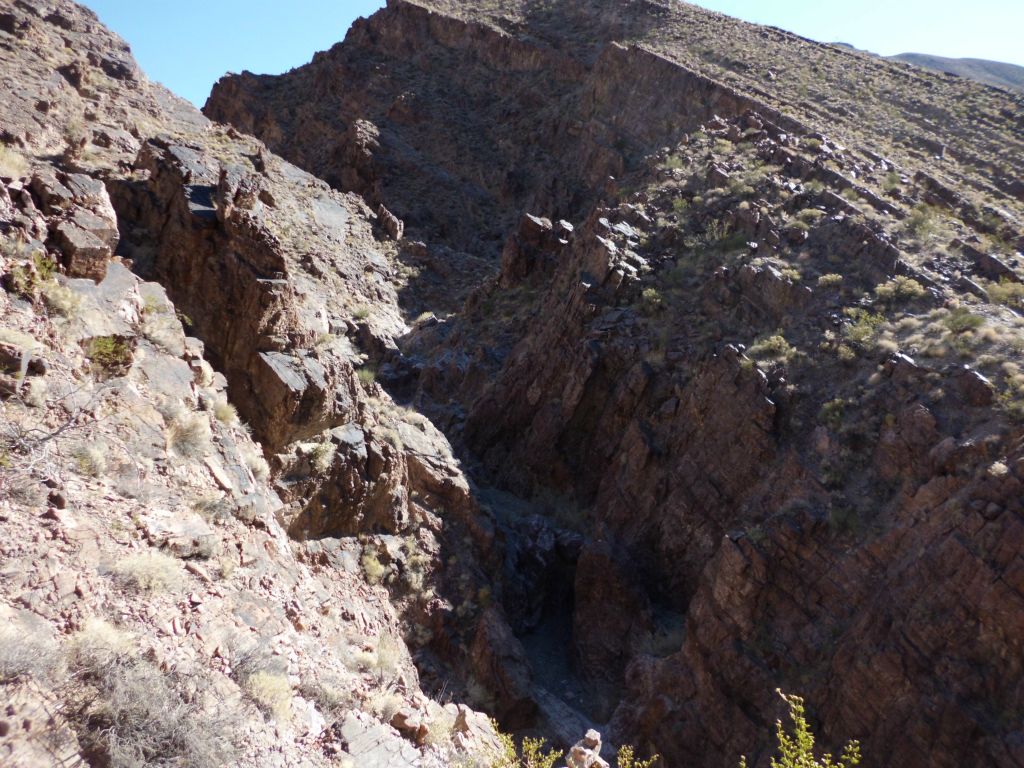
663;154;684;170
875;276;926;302
353;632;404;686
357;366;376;386
843;309;885;347
308;440;336;473
0;627;63;684
353;304;371;320
423;702;457;748
7;247;57;298
986;279;1024;309
749;333;797;362
83;335;133;378
943;307;985;335
882;171;901;192
113;551;184;592
401;535;432;595
42;282;82;317
241;443;270;481
672;197;690;214
362;549;388;585
819;399;848;432
739;690;860;768
491;724;563;768
797;208;826;225
781;267;802;282
617;745;660;768
641;287;664;315
71;442;108;477
372;633;403;682
905;204;938;239
817;274;843;288
367;687;404;723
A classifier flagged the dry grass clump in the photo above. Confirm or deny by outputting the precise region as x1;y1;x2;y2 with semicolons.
65;619;234;768
354;632;404;683
0;145;30;178
241;670;292;722
423;701;457;748
72;442;108;477
367;687;404;723
212;399;239;424
113;551;185;592
0;627;64;684
361;547;391;586
241;443;270;481
308;439;336;473
42;283;83;317
165;405;213;458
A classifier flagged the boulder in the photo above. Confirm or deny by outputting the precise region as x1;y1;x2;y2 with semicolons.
566;729;610;768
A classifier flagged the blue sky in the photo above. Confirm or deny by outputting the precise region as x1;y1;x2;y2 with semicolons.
82;1;1024;107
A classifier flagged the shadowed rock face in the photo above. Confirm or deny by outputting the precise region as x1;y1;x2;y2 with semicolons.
207;1;1024;767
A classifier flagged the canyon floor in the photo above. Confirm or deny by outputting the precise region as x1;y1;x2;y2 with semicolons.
2;1;1024;767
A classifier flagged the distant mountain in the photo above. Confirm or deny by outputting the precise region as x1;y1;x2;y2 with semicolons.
890;53;1024;92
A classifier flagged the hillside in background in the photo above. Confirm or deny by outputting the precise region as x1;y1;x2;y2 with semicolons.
890;53;1024;92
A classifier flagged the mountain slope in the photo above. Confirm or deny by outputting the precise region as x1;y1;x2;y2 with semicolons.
891;53;1024;92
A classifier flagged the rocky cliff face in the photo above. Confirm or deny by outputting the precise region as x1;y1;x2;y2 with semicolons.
0;2;504;766
4;0;1024;767
207;1;1024;767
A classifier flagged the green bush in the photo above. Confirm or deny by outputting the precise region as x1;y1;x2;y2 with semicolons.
491;726;562;768
817;273;843;288
905;204;938;239
943;307;985;335
843;309;885;347
739;691;860;768
749;333;797;363
986;278;1024;309
874;276;926;302
84;335;133;378
617;745;660;768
